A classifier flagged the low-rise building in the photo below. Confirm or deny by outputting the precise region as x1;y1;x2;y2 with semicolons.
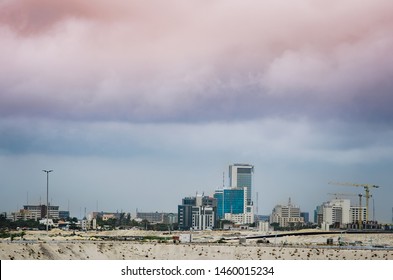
23;205;60;220
9;209;40;221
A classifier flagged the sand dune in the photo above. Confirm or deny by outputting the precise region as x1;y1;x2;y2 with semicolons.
1;230;392;260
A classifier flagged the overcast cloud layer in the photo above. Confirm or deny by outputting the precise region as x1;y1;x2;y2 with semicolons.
1;1;393;221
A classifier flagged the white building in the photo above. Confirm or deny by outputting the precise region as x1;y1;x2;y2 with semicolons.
257;221;271;232
81;219;90;231
9;210;39;222
321;199;350;227
192;205;215;230
224;209;254;225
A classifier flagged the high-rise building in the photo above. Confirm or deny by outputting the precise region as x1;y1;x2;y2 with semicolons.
178;194;217;230
212;163;255;225
300;212;309;224
229;164;254;204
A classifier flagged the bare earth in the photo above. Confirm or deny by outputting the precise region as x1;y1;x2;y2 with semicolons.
1;229;393;260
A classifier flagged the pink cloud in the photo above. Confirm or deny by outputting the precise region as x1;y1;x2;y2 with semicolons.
1;0;393;122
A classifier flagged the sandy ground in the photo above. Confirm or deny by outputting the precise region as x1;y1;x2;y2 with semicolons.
1;229;393;260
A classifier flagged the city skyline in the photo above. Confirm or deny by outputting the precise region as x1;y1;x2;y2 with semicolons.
1;1;393;222
1;163;390;224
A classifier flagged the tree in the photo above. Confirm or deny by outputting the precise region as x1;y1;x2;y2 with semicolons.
270;222;280;231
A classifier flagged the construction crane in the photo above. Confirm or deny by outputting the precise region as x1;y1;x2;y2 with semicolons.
328;181;380;222
358;194;363;229
327;193;358;199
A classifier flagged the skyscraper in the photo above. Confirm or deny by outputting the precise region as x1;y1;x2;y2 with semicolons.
229;163;254;204
212;163;255;225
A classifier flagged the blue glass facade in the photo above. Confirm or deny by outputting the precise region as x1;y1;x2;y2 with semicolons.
214;188;245;219
213;190;224;219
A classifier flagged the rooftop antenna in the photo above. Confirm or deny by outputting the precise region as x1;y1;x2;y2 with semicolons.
26;191;29;205
223;171;225;189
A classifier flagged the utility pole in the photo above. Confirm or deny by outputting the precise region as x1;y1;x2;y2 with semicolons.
358;194;363;230
42;170;53;233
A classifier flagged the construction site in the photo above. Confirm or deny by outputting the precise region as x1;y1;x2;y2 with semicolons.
314;181;385;230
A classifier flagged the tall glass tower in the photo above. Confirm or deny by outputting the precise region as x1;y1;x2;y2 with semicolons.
229;164;254;205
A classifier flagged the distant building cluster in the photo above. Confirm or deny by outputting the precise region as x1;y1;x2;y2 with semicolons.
315;199;377;230
178;164;255;230
7;204;66;222
2;162;391;231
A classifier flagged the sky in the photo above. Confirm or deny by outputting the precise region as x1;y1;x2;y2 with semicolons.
1;0;393;222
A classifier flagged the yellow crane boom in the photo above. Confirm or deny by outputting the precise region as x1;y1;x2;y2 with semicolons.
327;193;358;199
328;181;380;222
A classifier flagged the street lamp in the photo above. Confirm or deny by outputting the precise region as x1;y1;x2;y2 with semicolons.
42;170;53;233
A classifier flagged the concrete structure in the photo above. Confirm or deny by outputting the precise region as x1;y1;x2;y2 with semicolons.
136;212;178;224
270;198;304;228
22;205;59;220
39;218;54;227
136;212;165;223
178;194;217;230
350;206;367;224
81;218;90;231
9;209;39;221
320;199;350;227
102;213;117;221
257;221;271;232
163;213;178;225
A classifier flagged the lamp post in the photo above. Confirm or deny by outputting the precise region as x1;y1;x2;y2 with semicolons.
42;170;53;233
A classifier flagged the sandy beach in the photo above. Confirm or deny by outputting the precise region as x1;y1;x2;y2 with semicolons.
1;229;393;260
